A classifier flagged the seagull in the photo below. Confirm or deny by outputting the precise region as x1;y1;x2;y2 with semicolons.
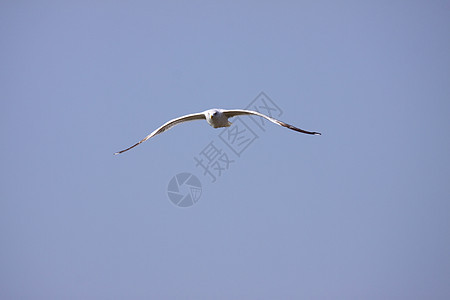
114;108;321;155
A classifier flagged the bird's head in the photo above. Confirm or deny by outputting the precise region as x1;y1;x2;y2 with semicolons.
209;109;220;120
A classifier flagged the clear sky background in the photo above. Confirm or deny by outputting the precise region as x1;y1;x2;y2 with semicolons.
1;1;449;299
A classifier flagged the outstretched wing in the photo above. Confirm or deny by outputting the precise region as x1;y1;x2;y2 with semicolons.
114;112;206;155
223;109;321;135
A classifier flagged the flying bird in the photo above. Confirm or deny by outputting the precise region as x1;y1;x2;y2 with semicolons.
114;108;321;155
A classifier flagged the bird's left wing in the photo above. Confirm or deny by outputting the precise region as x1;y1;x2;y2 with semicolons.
114;112;206;155
223;109;321;135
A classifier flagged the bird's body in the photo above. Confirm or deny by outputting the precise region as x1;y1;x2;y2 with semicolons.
114;108;320;155
205;109;232;128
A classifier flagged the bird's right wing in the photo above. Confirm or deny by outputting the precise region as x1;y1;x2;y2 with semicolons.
223;109;321;135
114;112;206;155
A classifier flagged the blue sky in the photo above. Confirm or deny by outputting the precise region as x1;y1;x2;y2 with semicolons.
1;1;450;299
